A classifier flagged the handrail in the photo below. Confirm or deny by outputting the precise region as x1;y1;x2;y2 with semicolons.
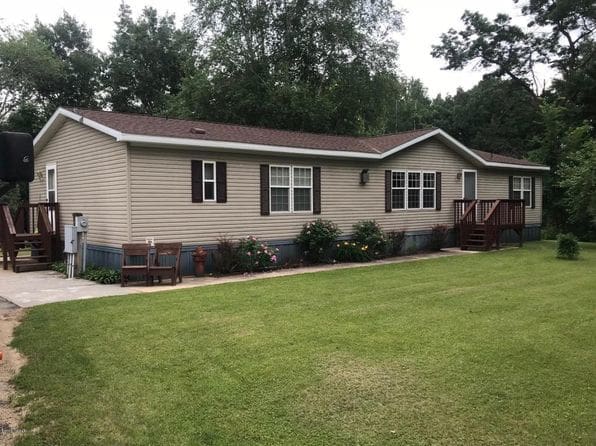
1;204;16;270
37;205;53;262
1;204;16;236
460;199;478;224
483;199;501;224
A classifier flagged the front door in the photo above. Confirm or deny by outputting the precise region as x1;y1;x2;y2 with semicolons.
463;170;477;199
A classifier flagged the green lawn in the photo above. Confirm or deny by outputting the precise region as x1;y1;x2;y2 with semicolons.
11;241;596;445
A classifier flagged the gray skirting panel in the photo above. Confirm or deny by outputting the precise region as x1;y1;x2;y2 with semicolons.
85;224;541;275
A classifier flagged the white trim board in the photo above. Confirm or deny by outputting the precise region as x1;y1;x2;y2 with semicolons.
33;107;551;172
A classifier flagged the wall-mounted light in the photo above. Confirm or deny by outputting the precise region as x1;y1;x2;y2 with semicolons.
36;170;44;181
360;169;369;185
456;172;462;180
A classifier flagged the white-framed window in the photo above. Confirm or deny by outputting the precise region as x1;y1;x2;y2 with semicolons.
46;163;57;203
270;165;312;213
512;176;532;207
422;172;436;209
203;161;216;201
392;170;435;210
292;166;312;212
391;171;406;209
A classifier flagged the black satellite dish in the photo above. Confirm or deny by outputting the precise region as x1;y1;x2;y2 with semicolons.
0;132;34;183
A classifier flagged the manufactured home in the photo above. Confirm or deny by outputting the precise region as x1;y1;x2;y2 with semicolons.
3;107;549;273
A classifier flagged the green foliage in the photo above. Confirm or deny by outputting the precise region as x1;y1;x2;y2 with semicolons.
387;230;406;256
169;0;411;136
430;79;541;158
0;12;101;133
296;219;342;263
432;1;595;97
50;261;66;275
557;125;596;238
236;236;278;273
352;220;386;258
104;3;195;114
212;236;239;275
334;240;372;263
80;265;121;284
430;225;449;251
556;233;580;260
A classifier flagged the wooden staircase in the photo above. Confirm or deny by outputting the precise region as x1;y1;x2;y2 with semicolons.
454;199;525;251
462;224;489;251
1;203;60;272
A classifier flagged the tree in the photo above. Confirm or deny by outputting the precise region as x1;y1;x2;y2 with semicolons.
431;0;595;98
171;0;408;135
430;79;541;157
0;13;101;133
104;3;195;114
33;13;102;110
557;125;596;238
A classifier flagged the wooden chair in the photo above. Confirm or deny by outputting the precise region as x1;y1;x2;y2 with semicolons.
121;243;151;287
149;242;182;286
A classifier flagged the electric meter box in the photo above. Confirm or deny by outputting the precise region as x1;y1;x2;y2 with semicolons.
75;215;89;233
64;225;78;253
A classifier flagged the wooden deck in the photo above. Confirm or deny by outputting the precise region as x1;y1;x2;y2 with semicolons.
454;199;525;250
0;203;61;272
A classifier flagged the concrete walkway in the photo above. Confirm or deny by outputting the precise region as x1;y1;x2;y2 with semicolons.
0;248;477;307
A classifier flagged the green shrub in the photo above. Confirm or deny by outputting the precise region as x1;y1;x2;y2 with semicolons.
237;236;278;272
430;225;449;251
80;265;121;284
50;261;66;274
353;220;386;258
542;226;558;240
405;243;418;256
212;236;238;274
296;219;341;263
386;230;405;256
334;240;372;262
556;233;580;260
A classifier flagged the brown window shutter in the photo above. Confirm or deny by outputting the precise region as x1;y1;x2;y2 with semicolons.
260;164;270;216
508;176;514;199
216;162;227;203
313;166;321;214
385;170;392;212
435;171;442;210
191;160;203;203
531;176;536;209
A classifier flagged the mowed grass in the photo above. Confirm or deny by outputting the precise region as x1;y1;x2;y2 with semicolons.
11;241;596;445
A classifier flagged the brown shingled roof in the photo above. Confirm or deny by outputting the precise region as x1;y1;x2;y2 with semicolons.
70;108;435;154
66;108;543;168
471;149;543;167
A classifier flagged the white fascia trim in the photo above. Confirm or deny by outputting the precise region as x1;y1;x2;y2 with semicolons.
380;128;549;171
33;107;123;151
119;133;380;159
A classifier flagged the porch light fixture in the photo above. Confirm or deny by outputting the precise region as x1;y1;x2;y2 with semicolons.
360;169;369;185
456;172;462;179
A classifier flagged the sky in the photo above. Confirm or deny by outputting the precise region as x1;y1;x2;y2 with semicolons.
0;0;553;97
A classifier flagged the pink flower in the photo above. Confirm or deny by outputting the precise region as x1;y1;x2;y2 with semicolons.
247;251;252;256
271;255;277;262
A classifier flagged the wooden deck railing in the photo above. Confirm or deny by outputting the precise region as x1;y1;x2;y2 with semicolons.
1;202;60;270
454;199;525;249
14;203;60;234
1;204;17;270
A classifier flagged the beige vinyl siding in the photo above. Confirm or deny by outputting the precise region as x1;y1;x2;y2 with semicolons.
129;138;542;245
29;120;129;247
478;170;542;225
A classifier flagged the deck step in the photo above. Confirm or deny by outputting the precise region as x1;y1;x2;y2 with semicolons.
14;262;52;273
